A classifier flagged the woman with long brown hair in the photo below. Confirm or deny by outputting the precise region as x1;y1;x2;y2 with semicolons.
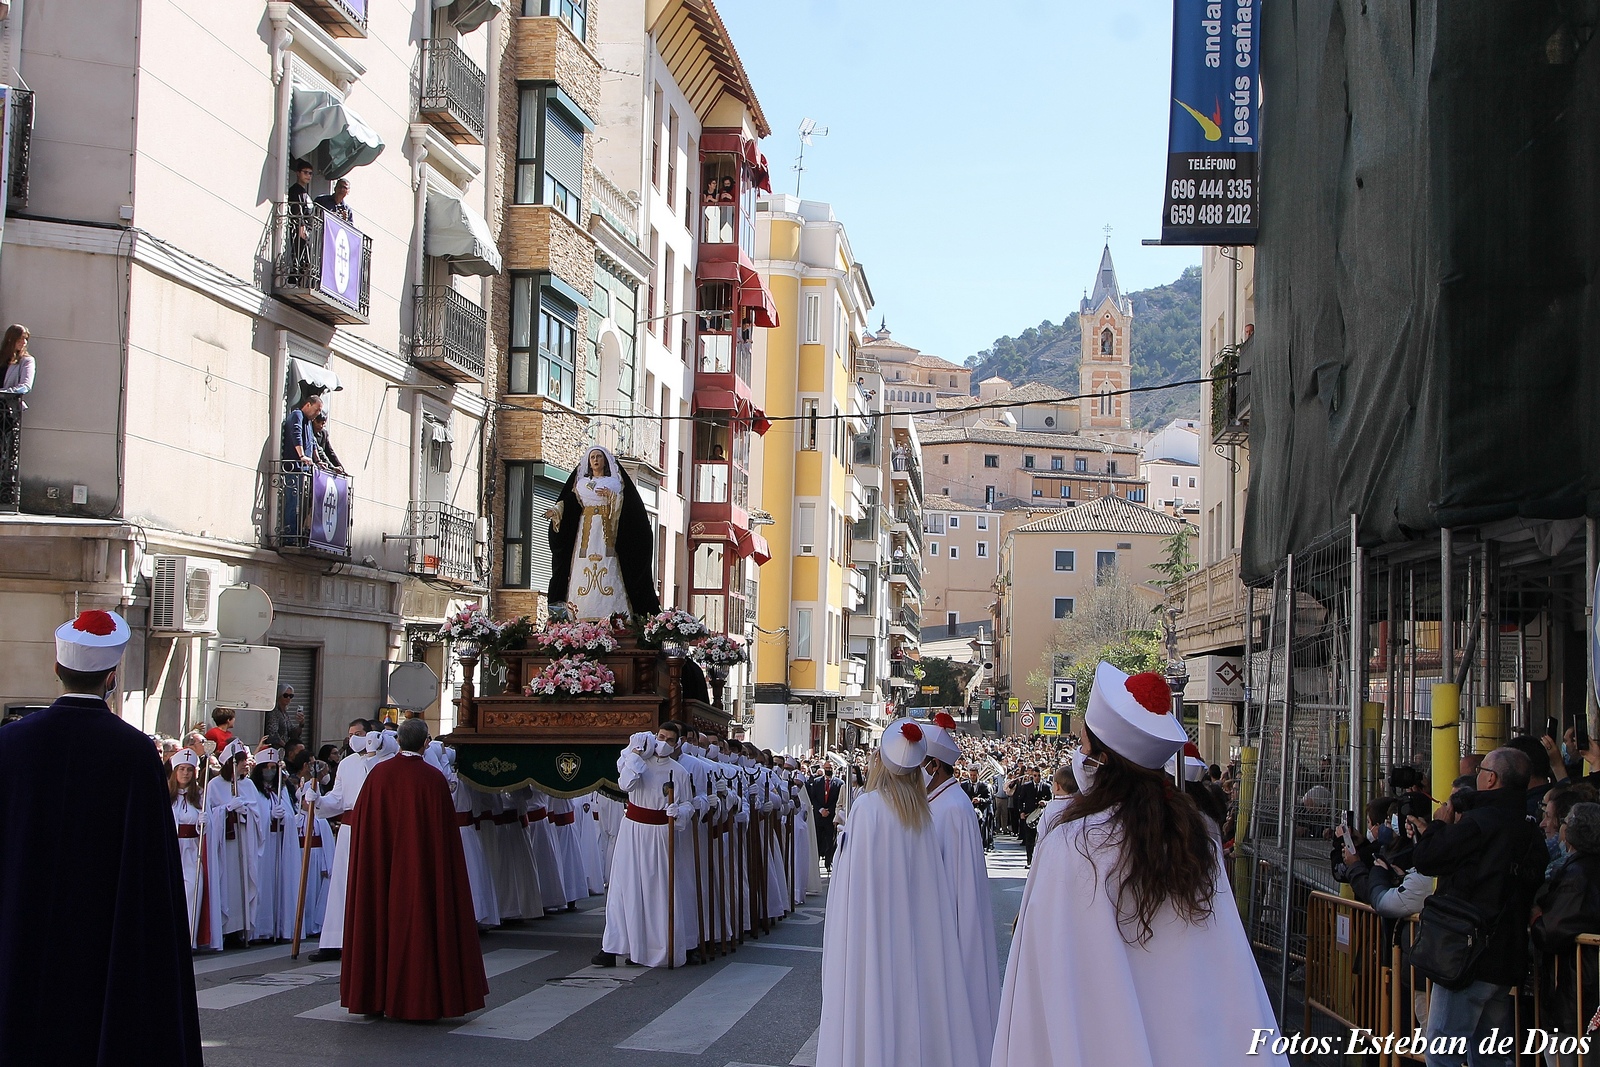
991;662;1286;1067
0;324;32;511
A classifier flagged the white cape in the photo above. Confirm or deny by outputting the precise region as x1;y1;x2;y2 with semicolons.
819;790;988;1067
928;779;1000;1043
991;809;1287;1067
451;774;501;926
312;750;369;949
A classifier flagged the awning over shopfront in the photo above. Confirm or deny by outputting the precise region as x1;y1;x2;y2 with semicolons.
290;88;385;179
425;189;502;276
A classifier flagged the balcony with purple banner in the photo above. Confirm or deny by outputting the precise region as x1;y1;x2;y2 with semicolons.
275;461;353;561
273;205;372;325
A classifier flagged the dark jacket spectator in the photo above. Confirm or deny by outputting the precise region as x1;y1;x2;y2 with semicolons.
1531;802;1600;1035
1411;763;1550;987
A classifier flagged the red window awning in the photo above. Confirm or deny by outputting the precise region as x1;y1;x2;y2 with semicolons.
754;153;772;194
690;520;738;544
692;387;745;415
736;529;772;565
737;265;779;329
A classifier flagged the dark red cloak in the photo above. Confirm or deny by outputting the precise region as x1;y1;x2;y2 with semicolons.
339;753;487;1020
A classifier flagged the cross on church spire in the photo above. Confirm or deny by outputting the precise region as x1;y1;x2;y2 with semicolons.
1103;223;1113;243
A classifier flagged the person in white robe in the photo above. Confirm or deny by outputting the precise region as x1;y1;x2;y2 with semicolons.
818;719;989;1067
294;763;334;937
202;741;265;951
675;733;722;949
596;729;692;968
249;748;302;942
922;725;1001;1044
481;787;543;920
444;751;500;927
168;749;205;947
371;727;399;764
516;786;569;912
594;789;623;884
544;791;590;907
307;731;372;961
991;662;1287;1067
576;792;607;895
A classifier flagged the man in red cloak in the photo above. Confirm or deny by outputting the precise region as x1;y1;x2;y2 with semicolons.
339;718;487;1020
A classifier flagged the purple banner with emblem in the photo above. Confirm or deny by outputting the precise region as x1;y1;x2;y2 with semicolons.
308;469;351;555
319;212;363;310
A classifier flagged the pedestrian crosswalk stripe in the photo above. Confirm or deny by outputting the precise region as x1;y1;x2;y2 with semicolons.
741;941;822;953
295;949;555;1024
197;962;341;1010
451;979;620;1041
791;1026;820;1066
192;942;297;977
616;962;791;1055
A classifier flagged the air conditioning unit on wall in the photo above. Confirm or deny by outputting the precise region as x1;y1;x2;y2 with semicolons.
150;556;226;633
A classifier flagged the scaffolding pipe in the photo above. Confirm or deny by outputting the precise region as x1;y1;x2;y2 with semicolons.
1349;515;1363;814
1278;739;1302;1025
1588;518;1597;772
1386;564;1398;776
1276;555;1295;846
1442;528;1455;687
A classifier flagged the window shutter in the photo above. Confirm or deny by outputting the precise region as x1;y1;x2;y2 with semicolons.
544;103;584;200
271;646;318;743
529;477;563;591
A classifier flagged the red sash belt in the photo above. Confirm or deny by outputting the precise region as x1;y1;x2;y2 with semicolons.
269;818;284;834
309;835;323;848
225;811;237;840
550;811;575;826
625;803;668;825
456;811;475;828
492;811;520;825
177;824;200;839
526;807;548;822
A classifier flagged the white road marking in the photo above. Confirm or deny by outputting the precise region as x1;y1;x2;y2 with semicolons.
741;941;823;953
295;949;553;1024
616;962;791;1055
451;979;619;1041
197;962;341;1009
791;1025;821;1066
192;943;298;976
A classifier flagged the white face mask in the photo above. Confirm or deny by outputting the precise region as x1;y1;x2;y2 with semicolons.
708;745;720;758
922;767;935;789
654;738;675;758
1069;748;1102;794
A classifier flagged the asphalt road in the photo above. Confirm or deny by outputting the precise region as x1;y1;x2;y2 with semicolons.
194;834;1030;1067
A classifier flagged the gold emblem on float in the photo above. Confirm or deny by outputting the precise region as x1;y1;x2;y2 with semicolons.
556;752;581;782
472;757;518;777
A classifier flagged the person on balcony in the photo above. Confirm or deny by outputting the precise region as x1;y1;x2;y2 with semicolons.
0;324;33;511
312;409;346;475
280;392;322;538
545;445;660;621
285;159;316;285
313;178;353;224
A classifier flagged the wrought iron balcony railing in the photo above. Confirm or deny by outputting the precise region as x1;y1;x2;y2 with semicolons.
273;204;372;325
411;285;487;383
588;401;663;468
418;38;487;145
405;500;478;585
273;460;353;559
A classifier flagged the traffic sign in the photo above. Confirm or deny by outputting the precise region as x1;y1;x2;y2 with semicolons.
1007;697;1019;716
1049;677;1077;711
920;685;939;694
1019;711;1036;730
1040;712;1062;736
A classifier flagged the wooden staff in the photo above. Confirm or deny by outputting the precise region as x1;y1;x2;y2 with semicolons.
290;787;316;959
735;777;746;945
690;776;706;964
785;798;796;916
664;779;676;970
712;794;726;957
231;759;251;942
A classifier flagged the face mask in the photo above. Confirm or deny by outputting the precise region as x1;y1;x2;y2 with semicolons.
708;745;720;758
1069;748;1102;794
922;767;935;789
654;739;674;758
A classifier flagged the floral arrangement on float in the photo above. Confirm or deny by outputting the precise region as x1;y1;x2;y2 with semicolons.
439;609;499;649
532;618;621;655
640;608;707;647
693;633;749;667
523;654;617;698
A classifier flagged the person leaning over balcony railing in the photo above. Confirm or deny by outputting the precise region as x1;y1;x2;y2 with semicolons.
285;159;315;284
280;392;322;536
311;409;347;475
313;178;354;225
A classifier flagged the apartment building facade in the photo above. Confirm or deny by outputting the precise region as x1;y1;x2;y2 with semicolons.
0;0;510;742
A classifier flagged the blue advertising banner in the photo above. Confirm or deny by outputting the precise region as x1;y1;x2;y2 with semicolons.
308;469;351;555
1160;0;1260;245
319;212;363;310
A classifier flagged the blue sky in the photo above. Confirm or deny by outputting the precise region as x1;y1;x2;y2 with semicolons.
716;0;1201;365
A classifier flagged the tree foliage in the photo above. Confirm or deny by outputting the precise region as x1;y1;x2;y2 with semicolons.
962;265;1202;429
1151;527;1199;589
910;657;978;708
1024;574;1163;701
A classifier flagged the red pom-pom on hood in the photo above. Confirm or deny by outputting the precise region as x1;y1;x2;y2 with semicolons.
899;722;924;743
932;712;958;730
1124;672;1173;714
72;610;117;636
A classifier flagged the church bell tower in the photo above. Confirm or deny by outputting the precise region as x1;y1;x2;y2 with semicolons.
1078;241;1134;433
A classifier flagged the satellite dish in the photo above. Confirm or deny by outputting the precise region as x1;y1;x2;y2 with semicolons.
388;661;441;712
217;584;274;643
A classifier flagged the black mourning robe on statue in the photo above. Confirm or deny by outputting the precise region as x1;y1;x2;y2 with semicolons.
0;695;203;1066
547;458;660;616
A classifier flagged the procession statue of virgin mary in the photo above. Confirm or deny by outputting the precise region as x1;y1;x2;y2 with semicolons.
545;445;661;620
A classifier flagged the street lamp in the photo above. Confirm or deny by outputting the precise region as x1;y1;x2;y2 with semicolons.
1162;605;1190;783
